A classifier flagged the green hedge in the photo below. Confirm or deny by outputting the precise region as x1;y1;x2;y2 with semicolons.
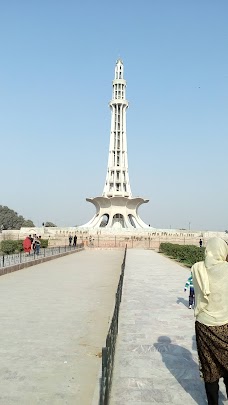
40;239;48;248
0;239;49;255
0;240;20;254
159;242;205;267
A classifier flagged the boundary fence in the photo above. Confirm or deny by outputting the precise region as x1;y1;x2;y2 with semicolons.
82;236;207;250
0;244;84;268
99;245;127;405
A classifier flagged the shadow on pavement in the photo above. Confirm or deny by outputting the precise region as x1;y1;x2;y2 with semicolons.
154;336;227;405
176;296;189;308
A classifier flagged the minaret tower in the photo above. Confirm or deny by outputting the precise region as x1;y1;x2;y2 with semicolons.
103;59;132;198
81;60;150;230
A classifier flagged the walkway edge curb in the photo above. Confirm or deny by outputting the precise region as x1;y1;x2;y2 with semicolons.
0;248;84;277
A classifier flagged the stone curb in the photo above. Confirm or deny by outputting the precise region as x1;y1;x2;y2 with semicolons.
0;248;84;277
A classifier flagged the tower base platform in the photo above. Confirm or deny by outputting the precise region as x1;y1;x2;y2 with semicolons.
81;196;150;229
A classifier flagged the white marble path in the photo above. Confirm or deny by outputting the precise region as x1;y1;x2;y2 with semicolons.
110;249;227;405
0;249;124;405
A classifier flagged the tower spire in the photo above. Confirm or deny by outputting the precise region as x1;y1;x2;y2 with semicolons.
103;59;132;198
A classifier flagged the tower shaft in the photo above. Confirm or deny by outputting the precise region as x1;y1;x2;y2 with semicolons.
103;59;132;198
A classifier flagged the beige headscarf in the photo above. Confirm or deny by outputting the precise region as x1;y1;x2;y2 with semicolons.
192;237;228;326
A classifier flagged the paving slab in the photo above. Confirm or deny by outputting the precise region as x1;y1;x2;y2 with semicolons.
0;249;124;405
110;249;227;405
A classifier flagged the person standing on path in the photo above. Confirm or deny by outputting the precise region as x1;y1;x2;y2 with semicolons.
184;273;194;309
23;236;32;255
199;238;203;248
73;234;77;247
32;234;37;251
35;236;41;255
192;237;228;405
69;235;72;246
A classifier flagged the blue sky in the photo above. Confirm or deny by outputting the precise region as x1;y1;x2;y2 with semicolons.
0;0;227;231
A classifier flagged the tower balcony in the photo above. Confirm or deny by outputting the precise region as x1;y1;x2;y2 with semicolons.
108;166;128;171
106;191;130;198
109;100;128;107
112;79;126;86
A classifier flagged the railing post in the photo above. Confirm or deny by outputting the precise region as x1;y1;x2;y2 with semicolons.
102;346;107;371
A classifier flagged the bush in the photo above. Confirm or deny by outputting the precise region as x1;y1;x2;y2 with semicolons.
0;238;49;254
0;240;20;255
40;239;48;248
15;240;23;252
159;242;205;267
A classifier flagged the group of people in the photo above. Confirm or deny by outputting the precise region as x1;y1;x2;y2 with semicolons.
184;237;228;404
69;234;77;247
23;234;41;255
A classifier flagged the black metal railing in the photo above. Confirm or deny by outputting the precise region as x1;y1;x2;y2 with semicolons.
99;245;127;405
0;243;84;268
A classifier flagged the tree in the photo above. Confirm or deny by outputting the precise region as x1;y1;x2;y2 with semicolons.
0;205;35;230
44;222;57;227
22;220;35;227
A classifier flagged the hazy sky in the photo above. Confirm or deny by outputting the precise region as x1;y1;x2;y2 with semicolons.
0;1;227;231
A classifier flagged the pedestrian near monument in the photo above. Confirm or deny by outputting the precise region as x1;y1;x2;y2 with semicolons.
192;237;228;405
69;235;73;246
199;238;203;248
184;273;194;309
23;236;32;255
73;234;77;247
32;234;37;251
35;236;41;255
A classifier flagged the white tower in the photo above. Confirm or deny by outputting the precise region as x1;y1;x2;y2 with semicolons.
103;59;132;198
82;60;149;229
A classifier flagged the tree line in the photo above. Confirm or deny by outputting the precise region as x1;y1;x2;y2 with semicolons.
0;205;57;230
0;205;34;230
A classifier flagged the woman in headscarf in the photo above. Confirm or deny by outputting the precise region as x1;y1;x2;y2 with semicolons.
192;237;228;405
23;236;32;254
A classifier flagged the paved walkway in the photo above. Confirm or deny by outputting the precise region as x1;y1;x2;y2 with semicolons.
0;249;124;405
110;250;227;405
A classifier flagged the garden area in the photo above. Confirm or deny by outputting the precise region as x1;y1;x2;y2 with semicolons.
159;242;205;267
